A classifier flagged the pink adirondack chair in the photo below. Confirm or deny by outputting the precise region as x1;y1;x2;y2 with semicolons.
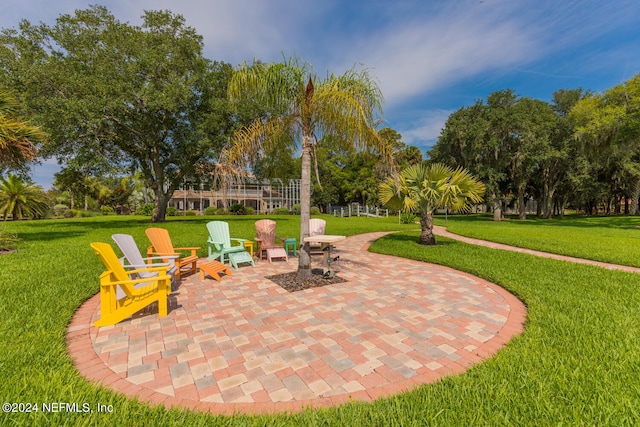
254;219;287;262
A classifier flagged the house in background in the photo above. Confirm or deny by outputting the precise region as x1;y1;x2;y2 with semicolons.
169;178;301;214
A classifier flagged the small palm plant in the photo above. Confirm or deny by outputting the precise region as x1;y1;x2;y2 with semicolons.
0;173;49;220
380;163;485;245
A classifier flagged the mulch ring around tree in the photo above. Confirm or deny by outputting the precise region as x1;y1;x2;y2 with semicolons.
267;268;347;292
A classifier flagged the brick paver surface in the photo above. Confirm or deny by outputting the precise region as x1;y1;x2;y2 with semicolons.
67;232;526;415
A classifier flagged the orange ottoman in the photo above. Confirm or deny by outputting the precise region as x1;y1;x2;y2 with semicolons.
199;260;232;281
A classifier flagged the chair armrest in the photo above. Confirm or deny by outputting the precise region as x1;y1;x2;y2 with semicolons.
229;238;247;247
143;255;178;261
174;247;200;256
127;265;172;275
123;262;172;269
101;273;170;287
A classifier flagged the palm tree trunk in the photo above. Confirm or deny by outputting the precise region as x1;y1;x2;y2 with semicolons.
418;210;436;245
297;134;313;279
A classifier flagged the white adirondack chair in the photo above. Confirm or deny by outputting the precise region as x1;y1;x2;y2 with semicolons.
308;218;327;254
112;233;177;287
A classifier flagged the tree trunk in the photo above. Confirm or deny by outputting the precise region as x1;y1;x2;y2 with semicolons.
543;187;556;219
631;178;640;215
518;185;526;220
418;210;436;245
492;195;502;222
297;134;313;279
151;192;168;223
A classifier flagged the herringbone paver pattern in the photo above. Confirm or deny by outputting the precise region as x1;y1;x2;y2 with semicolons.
67;232;526;414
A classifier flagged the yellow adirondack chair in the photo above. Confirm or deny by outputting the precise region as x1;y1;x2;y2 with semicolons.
90;242;170;327
145;228;199;281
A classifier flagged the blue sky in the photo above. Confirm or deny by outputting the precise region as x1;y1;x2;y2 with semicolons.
1;0;639;189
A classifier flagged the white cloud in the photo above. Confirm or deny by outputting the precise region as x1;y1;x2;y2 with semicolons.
335;4;543;107
396;109;454;151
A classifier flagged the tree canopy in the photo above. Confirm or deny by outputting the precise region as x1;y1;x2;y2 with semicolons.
0;6;236;221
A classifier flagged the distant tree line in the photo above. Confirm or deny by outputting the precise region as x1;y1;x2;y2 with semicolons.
430;74;640;219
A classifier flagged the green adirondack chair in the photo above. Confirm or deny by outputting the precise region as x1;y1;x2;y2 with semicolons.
206;221;253;268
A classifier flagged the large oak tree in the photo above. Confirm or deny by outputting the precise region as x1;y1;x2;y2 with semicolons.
0;6;235;221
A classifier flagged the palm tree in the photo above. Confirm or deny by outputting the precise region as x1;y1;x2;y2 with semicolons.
0;89;46;171
222;57;391;278
0;174;49;220
380;163;485;245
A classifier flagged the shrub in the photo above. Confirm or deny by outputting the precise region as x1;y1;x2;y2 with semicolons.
215;208;227;215
135;204;155;216
53;204;69;217
311;206;321;215
290;204;301;215
184;210;198;216
244;206;255;215
400;212;418;224
166;207;179;216
80;210;98;217
228;203;246;215
204;206;217;215
272;207;289;215
101;206;115;215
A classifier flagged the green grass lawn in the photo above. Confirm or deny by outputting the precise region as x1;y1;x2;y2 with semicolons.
438;214;640;267
1;214;639;425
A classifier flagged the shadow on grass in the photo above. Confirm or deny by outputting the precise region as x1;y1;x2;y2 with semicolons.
437;213;640;230
373;230;457;247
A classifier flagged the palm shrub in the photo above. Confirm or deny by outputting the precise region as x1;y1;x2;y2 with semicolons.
380;163;485;245
53;204;69;217
228;203;246;215
0;173;49;220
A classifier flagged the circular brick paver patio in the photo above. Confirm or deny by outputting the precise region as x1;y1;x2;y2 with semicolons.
66;232;526;415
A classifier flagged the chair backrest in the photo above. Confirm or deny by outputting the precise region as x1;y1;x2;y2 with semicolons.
309;218;326;238
146;227;175;254
90;242;135;299
207;221;232;249
112;233;156;280
113;233;145;265
255;219;277;247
